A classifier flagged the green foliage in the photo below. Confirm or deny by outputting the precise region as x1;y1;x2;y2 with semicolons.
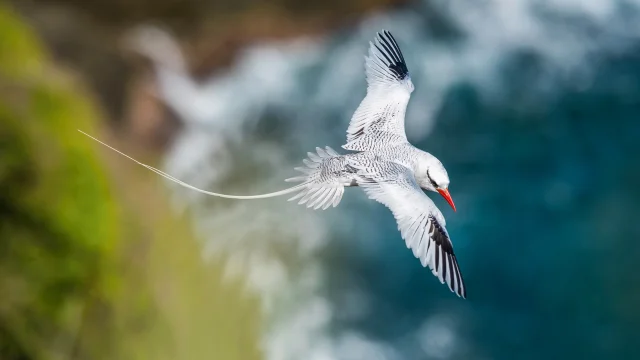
0;4;262;360
0;6;43;79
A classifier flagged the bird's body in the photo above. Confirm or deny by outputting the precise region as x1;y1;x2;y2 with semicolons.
79;30;467;298
286;144;441;209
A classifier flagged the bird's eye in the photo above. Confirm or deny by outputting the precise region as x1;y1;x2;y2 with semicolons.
427;170;438;188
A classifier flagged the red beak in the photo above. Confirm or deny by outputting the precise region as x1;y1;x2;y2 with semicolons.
437;188;456;212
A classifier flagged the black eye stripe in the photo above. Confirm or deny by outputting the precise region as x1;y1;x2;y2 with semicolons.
427;170;438;187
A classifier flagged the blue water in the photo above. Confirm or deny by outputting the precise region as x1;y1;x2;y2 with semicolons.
325;32;640;360
151;1;640;358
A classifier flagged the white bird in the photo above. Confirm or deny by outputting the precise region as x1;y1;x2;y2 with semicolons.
79;30;466;298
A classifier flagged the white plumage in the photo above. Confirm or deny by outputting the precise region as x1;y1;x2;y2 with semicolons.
353;157;465;298
79;30;466;299
344;30;414;151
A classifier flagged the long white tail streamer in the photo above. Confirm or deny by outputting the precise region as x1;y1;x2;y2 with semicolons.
78;130;309;199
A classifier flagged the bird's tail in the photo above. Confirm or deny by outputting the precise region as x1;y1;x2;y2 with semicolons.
282;145;347;210
78;130;309;199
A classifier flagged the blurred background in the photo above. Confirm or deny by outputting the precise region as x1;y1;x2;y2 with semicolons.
1;0;640;359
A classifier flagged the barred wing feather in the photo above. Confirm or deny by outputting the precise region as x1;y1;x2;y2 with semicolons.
343;30;414;151
356;161;466;298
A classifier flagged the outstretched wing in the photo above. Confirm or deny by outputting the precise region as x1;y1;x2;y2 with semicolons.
285;146;357;210
343;30;414;151
355;161;466;298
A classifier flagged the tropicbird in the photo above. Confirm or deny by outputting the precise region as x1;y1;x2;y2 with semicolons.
79;30;466;298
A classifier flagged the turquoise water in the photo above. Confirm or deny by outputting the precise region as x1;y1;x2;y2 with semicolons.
151;1;640;358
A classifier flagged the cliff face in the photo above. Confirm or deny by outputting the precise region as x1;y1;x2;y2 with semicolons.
0;6;261;360
5;1;640;359
7;0;409;150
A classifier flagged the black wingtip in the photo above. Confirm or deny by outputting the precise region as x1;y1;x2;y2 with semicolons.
373;29;409;80
427;214;467;299
452;255;466;299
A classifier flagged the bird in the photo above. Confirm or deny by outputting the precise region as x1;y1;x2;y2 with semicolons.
79;30;466;298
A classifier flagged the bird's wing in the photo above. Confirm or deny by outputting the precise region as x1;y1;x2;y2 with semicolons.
284;146;355;210
342;30;414;151
354;161;466;298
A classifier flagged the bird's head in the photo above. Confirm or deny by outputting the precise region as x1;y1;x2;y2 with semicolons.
416;154;456;212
